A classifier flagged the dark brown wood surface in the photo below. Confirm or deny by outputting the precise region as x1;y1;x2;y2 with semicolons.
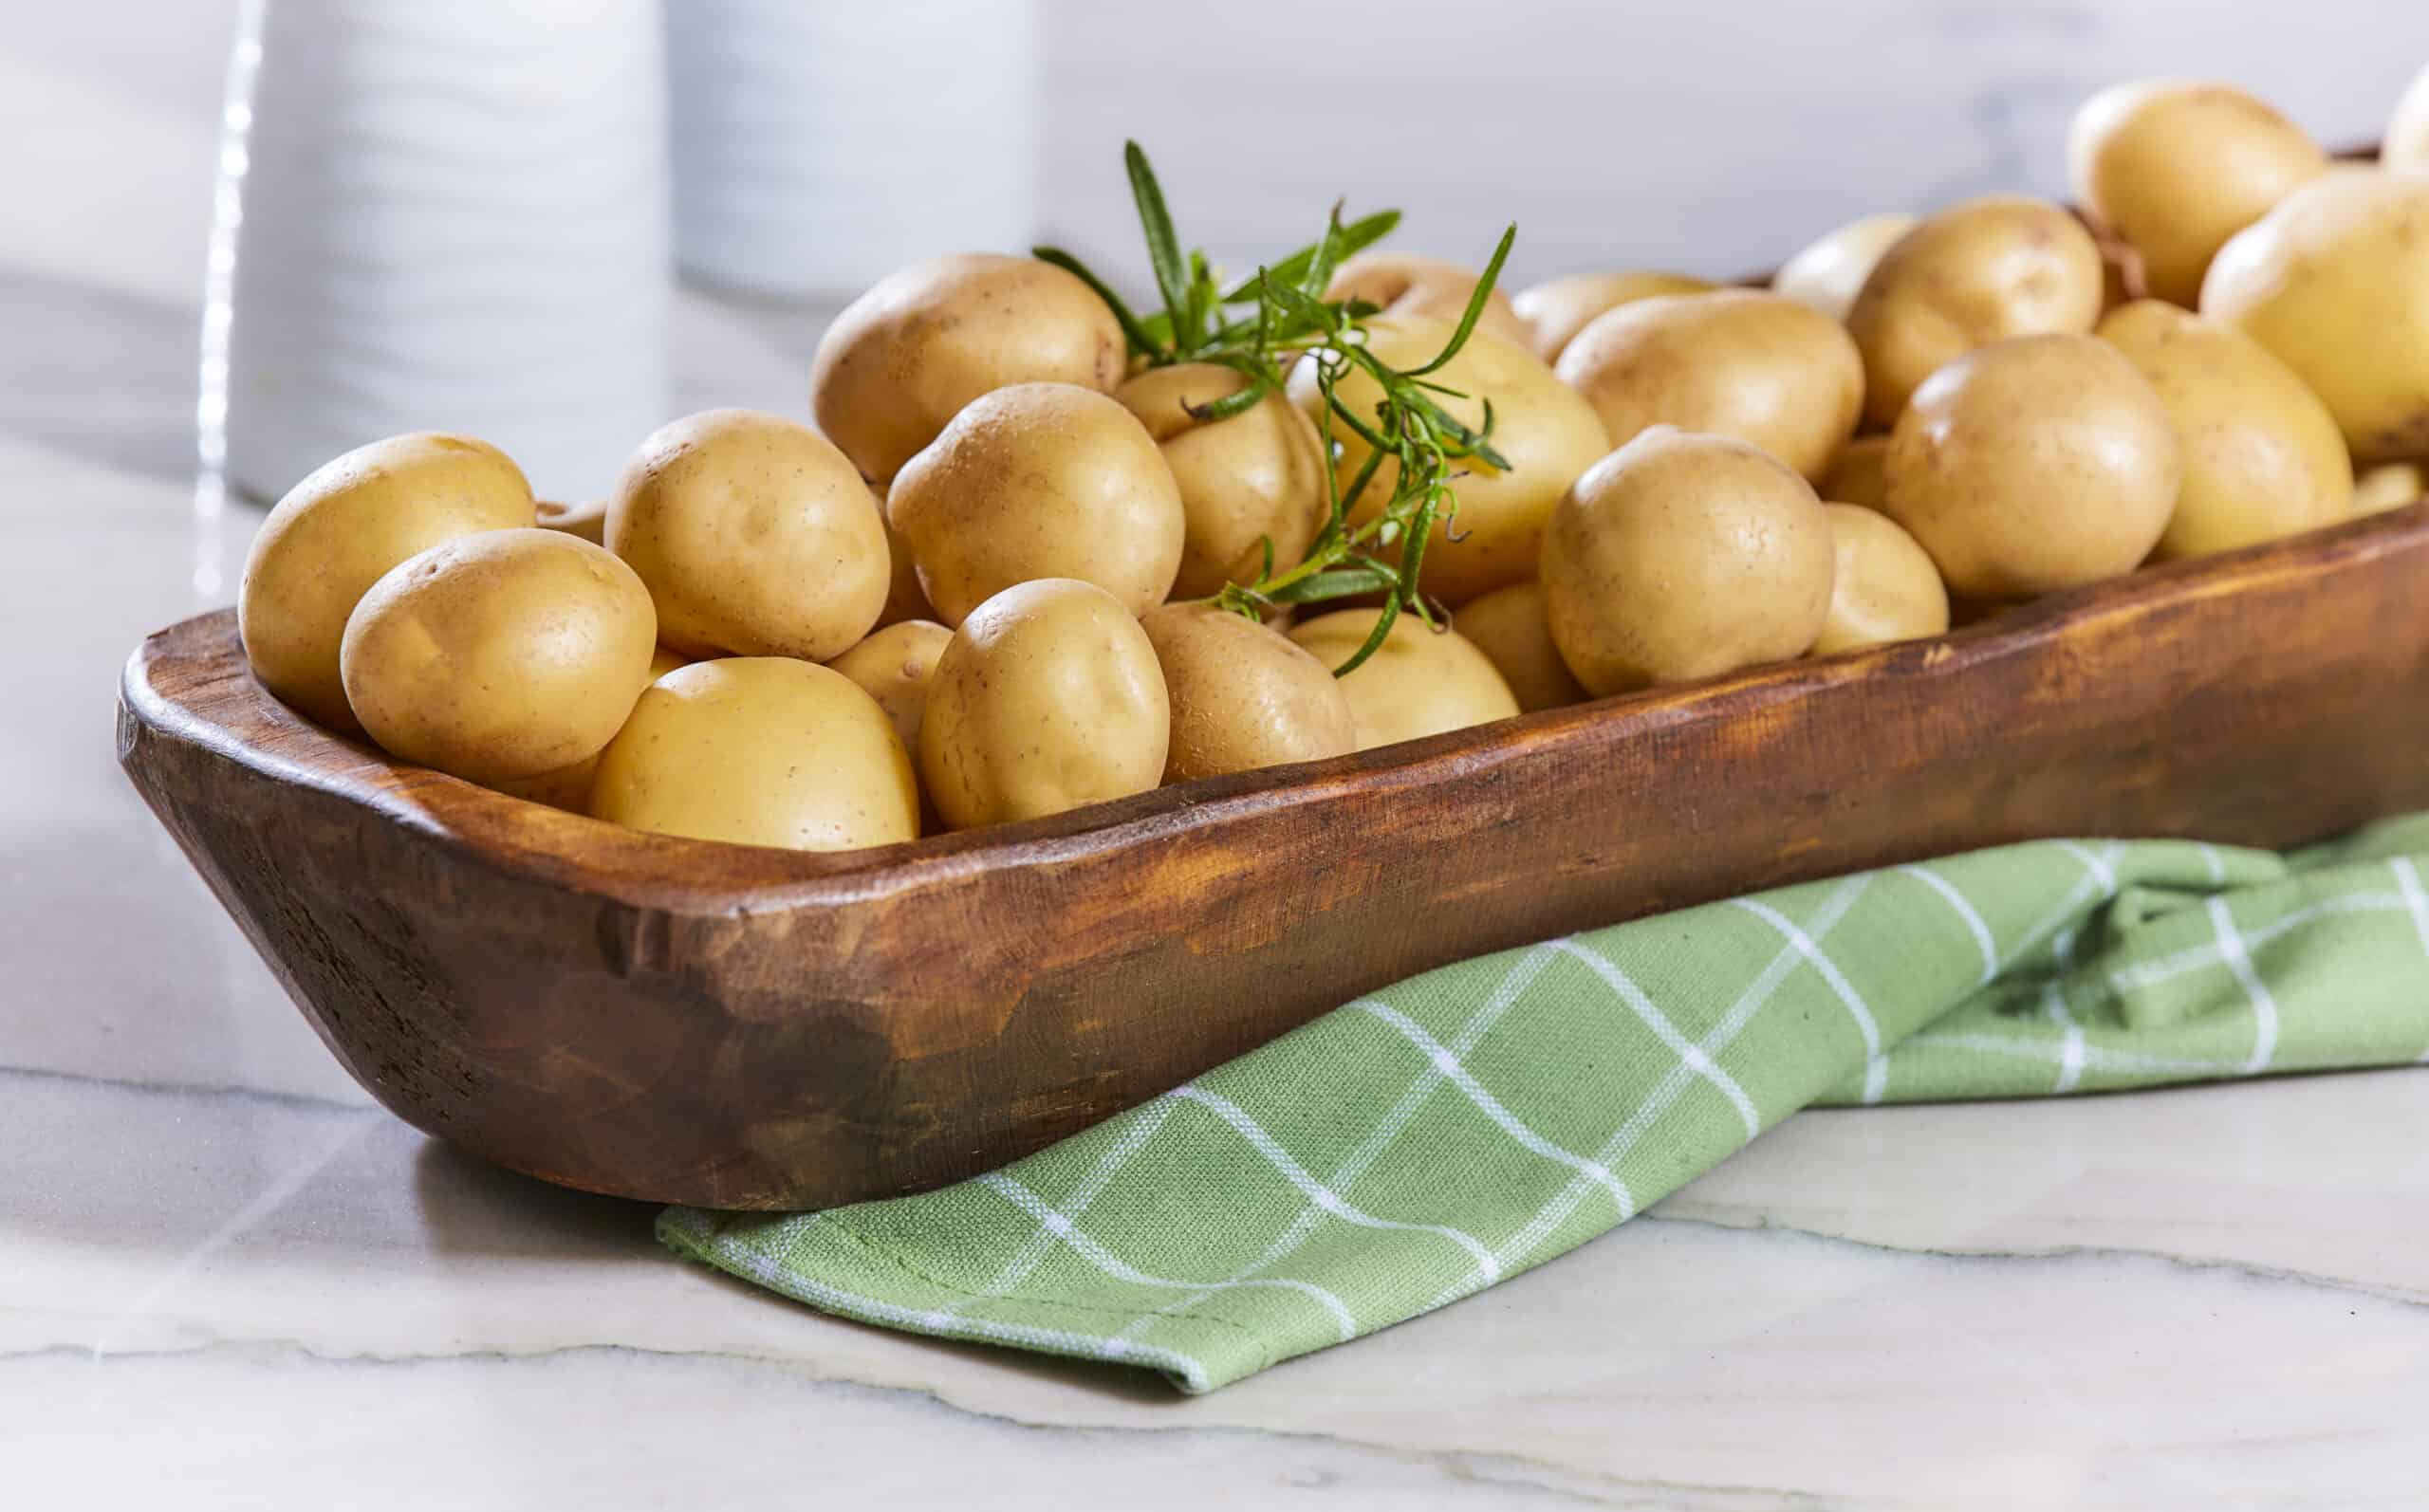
118;504;2429;1208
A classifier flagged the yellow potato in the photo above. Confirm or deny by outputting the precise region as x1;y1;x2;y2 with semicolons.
888;382;1185;625
1322;251;1530;347
826;618;952;753
919;579;1169;827
534;497;607;544
2392;63;2429;173
1511;270;1715;363
2096;299;2352;559
1288;316;1609;605
1555;288;1863;482
2201;169;2429;468
1117;364;1327;599
809;253;1125;484
1813;504;1949;655
870;485;937;630
1288;607;1518;751
491;646;690;812
591;657;918;852
1817;434;1892;508
2067;80;2328;308
1882;334;2179;599
2355;462;2426;516
339;528;657;784
1771;212;1919;323
609;409;887;661
1140;602;1354;783
1845;195;2105;429
1541;426;1834;695
238;432;533;732
1451;581;1587;712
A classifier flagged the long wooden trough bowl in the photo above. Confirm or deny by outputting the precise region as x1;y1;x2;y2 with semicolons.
119;504;2429;1208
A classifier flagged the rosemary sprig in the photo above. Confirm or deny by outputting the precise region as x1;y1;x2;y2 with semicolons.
1035;141;1516;675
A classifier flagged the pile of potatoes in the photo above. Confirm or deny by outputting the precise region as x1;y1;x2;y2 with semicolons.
236;69;2429;854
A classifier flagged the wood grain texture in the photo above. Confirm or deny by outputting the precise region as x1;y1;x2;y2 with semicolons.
118;504;2429;1208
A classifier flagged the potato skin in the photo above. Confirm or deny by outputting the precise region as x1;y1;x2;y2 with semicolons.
1813;504;1949;655
339;528;658;785
2355;462;2426;516
869;484;937;630
2096;299;2352;559
2201;170;2429;469
809;253;1125;484
1882;334;2180;600
1771;212;1918;323
239;432;533;732
608;409;889;661
2392;63;2429;173
826;618;952;753
1288;607;1519;751
1117;365;1327;599
1556;288;1864;482
919;579;1170;828
1845;195;2105;429
1289;316;1610;605
1541;426;1835;696
1452;581;1587;712
591;657;918;852
1323;251;1530;347
535;497;607;544
1817;434;1892;508
2067;80;2327;308
1511;270;1715;363
1140;602;1354;783
490;646;690;813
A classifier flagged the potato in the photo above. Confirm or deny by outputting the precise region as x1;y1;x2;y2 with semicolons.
1116;364;1327;599
870;486;936;629
1882;334;2179;599
239;432;533;731
2096;299;2352;558
919;579;1169;827
1813;504;1949;655
1817;434;1891;508
1511;270;1715;363
1541;426;1834;695
826;618;951;752
491;646;691;812
339;528;656;784
888;382;1184;626
2392;63;2429;172
1555;289;1863;482
1140;603;1354;782
1322;251;1530;347
2067;81;2328;308
1289;607;1518;750
609;409;888;661
1771;212;1918;323
591;658;918;851
534;497;606;544
2355;462;2425;516
1845;195;2105;429
1288;316;1609;605
809;253;1125;484
1452;581;1587;711
2201;170;2429;468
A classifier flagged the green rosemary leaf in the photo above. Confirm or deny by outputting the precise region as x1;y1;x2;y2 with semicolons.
1124;141;1193;338
1402;223;1517;377
1218;208;1401;303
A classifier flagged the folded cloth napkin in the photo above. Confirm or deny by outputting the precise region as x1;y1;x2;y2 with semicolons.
660;814;2429;1392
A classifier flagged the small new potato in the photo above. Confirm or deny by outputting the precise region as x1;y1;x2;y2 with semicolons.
2201;169;2429;468
1452;581;1587;711
2096;299;2352;559
1771;212;1919;323
534;497;607;544
1883;334;2180;599
591;658;918;852
339;528;658;785
2067;80;2328;308
1817;434;1892;508
1289;607;1519;751
491;646;692;812
2391;63;2429;173
1322;251;1530;347
809;253;1125;484
1511;270;1715;363
2355;462;2425;516
1845;195;2105;429
870;486;937;629
919;579;1170;828
239;432;534;731
1289;316;1609;604
1117;364;1327;599
1555;289;1863;482
1540;427;1835;695
1814;504;1950;655
826;618;952;752
609;408;889;661
1140;603;1354;783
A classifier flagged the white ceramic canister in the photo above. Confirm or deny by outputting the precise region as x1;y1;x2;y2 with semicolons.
215;0;669;506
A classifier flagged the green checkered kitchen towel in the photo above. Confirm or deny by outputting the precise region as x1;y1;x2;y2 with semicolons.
660;813;2429;1392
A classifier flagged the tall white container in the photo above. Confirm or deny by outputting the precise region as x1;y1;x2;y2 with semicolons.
215;0;669;506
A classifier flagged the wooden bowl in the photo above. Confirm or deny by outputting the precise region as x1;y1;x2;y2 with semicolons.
118;506;2429;1208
